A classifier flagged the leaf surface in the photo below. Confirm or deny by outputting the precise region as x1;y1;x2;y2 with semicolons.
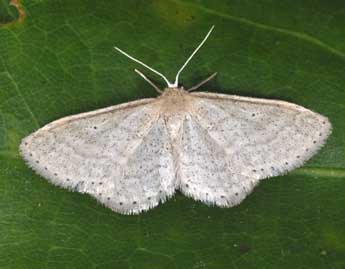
0;1;344;268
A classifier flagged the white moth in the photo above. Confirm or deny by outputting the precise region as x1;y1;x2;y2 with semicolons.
20;26;332;214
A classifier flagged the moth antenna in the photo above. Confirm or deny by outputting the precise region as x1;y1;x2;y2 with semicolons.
134;69;163;94
114;46;174;87
187;72;218;92
173;25;215;88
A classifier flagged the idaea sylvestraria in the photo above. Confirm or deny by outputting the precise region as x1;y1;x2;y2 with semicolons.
20;26;331;214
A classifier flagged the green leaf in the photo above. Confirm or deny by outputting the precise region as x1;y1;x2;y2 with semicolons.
1;0;345;268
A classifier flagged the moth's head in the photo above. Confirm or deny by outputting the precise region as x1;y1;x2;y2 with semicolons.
114;26;216;95
161;86;187;97
165;86;186;92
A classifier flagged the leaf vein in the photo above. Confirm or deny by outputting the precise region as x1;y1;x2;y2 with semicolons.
169;0;345;59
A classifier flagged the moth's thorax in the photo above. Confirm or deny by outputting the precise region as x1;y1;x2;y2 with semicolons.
158;87;192;114
158;87;192;139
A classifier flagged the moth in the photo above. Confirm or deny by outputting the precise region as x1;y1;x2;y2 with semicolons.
20;26;331;214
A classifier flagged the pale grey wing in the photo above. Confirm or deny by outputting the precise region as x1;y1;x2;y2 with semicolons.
177;92;332;207
20;98;176;214
178;114;247;206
